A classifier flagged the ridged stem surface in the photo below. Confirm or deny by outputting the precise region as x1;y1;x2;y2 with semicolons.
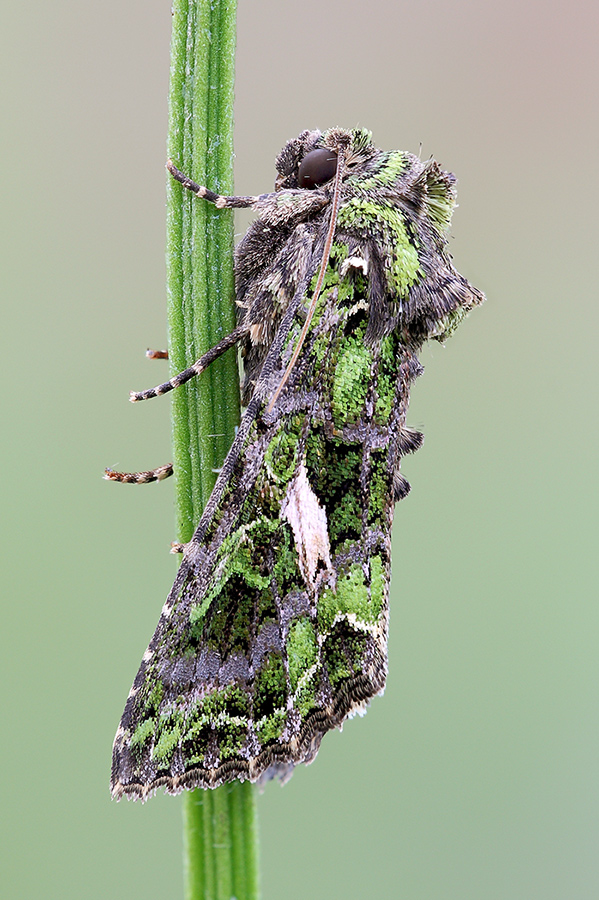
166;3;259;898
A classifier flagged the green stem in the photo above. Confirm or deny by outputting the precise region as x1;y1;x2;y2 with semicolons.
166;2;259;898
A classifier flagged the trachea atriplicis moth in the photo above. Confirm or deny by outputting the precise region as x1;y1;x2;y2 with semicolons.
107;128;484;800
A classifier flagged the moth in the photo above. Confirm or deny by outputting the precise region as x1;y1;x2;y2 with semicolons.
109;127;484;800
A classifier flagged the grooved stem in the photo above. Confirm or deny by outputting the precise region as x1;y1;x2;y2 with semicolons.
166;2;259;898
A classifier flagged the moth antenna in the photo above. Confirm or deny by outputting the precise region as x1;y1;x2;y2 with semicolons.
266;147;346;414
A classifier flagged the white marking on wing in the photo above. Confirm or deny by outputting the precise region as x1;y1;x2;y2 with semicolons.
281;462;335;590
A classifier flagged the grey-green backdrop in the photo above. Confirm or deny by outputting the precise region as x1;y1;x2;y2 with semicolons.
2;0;597;897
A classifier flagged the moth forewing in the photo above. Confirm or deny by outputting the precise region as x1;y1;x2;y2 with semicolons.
110;127;484;800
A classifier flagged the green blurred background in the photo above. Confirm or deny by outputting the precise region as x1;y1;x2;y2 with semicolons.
2;0;597;897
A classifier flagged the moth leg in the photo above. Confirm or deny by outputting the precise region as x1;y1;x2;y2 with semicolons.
130;325;247;402
146;348;168;360
104;463;173;484
168;160;268;209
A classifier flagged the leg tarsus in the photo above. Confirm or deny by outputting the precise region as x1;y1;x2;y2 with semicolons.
104;463;173;484
146;348;168;360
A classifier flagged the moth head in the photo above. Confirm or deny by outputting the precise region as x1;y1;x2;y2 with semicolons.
274;127;376;191
275;129;351;191
275;130;324;190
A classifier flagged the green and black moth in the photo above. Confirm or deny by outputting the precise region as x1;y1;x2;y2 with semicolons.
108;127;484;800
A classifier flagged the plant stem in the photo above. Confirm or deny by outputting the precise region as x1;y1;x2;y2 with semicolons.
166;1;259;898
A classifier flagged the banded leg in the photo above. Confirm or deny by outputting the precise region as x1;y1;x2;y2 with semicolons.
167;160;278;209
130;325;247;402
146;348;168;359
104;463;173;484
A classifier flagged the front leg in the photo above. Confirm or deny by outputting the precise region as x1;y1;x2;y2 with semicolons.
167;160;269;209
167;160;330;225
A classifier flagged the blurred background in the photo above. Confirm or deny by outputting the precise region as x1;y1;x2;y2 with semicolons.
1;0;597;897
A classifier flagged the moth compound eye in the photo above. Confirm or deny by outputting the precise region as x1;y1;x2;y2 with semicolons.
297;148;338;189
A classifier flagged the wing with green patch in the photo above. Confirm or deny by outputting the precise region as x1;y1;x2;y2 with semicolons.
112;255;421;797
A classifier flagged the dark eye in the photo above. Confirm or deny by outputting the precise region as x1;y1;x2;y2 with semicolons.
297;148;338;189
